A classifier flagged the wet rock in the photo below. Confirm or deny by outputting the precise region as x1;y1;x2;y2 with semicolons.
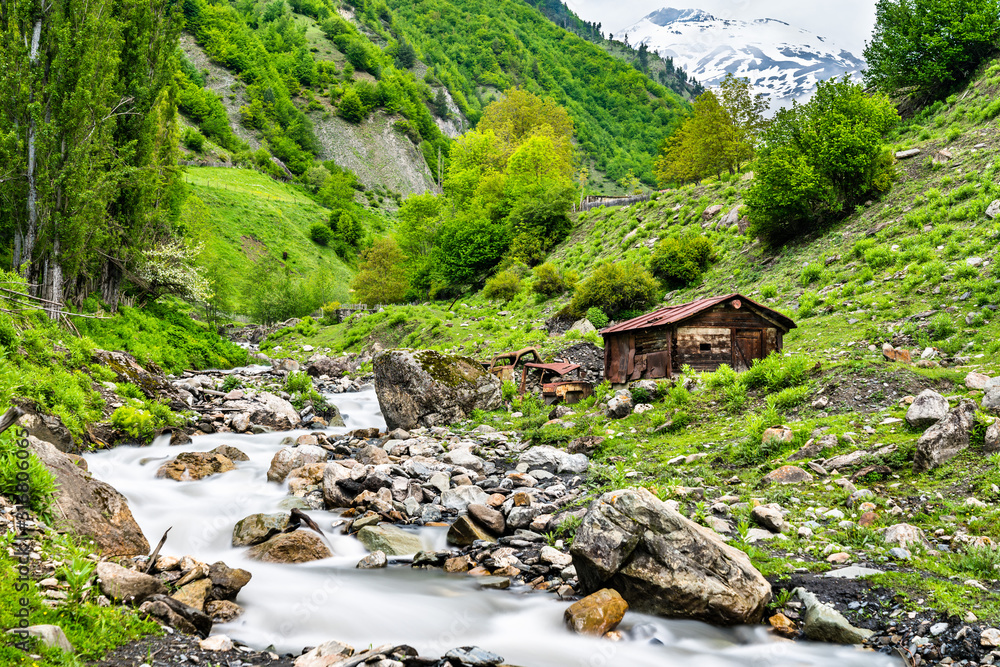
796;588;873;644
444;555;473;572
906;389;949;428
447;516;497;546
208;562;251;600
246;531;332;563
27;436;149;556
357;524;423;555
8;625;74;653
571;488;771;626
913;400;976;472
205;600;243;623
210;444;248;461
564;588;628;636
468;503;505;534
444;646;504;667
769;613;797;637
232;513;290;547
267;444;327;483
96;562;166;604
357;550;388;569
373;349;502;430
760;465;813;486
139;594;212;638
157;452;235;481
520;445;588;473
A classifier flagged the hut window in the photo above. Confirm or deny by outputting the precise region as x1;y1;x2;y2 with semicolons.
700;343;712;352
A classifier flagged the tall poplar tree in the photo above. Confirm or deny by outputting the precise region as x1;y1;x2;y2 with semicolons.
0;0;180;314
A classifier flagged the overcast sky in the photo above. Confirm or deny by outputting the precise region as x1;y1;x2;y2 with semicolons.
563;0;877;56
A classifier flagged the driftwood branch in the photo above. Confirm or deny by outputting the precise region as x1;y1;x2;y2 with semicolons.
0;406;25;437
145;527;172;573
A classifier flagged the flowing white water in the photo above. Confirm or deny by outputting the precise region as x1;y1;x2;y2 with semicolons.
84;387;897;667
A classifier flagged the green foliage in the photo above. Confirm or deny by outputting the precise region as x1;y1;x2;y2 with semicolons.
570;261;659;319
799;264;823;286
769;384;811;410
0;429;56;521
741;354;810;392
746;77;899;245
927;312;957;340
501;378;518;402
531;262;575;298
351;237;410;305
760;285;777;299
483;270;523;302
241;257;338;324
109;405;161;442
864;0;1000;99
182;127;207;153
586;306;609;329
309;222;334;246
648;235;716;287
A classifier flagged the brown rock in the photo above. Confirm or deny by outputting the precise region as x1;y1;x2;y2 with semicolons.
564;588;629;636
468;503;505;535
770;613;797;637
205;600;243;623
858;511;878;527
882;344;912;363
210;445;249;462
27;436;149;557
444;555;472;573
512;491;532;507
172;578;212;612
157;452;235;481
486;493;506;508
446;516;496;546
467;566;490;576
246;531;332;563
760;465;813;486
96;562;166;604
761;426;794;444
208;562;252;600
568;436;605;456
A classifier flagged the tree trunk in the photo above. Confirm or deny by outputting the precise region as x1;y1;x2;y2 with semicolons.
21;19;43;275
100;259;122;310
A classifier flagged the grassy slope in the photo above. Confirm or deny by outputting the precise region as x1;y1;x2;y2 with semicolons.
270;59;1000;625
182;167;355;307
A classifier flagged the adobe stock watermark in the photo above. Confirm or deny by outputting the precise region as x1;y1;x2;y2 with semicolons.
8;423;34;651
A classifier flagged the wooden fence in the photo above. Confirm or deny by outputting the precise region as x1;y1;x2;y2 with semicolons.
573;193;651;212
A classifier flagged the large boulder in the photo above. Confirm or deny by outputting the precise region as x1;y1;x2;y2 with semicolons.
356;524;423;555
267;445;327;483
232;513;291;547
913;400;976;473
246;531;331;563
156;452;235;481
570;488;771;626
306;355;354;378
208;562;252;600
519;445;589;474
28;436;149;557
906;389;949;428
93;349;186;409
96;562;166;604
373;349;502;431
18;410;75;453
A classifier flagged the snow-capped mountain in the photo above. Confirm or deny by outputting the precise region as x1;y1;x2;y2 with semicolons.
615;7;865;104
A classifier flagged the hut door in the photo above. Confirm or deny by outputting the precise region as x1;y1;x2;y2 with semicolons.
734;330;763;372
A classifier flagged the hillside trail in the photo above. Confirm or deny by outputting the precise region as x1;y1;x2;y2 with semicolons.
84;383;895;666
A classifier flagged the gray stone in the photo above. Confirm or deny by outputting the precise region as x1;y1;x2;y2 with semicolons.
294;640;355;667
751;504;786;533
888;547;912;560
7;625;74;653
443;448;486;474
568;318;597;335
570;488;771;626
444;647;504;667
984;387;1000;413
883;523;929;548
441;485;488;511
906;389;949;428
267;444;327;483
96;562;166;604
987;199;1000;220
232;513;290;547
356;524;423;555
986;422;1000;454
913;400;976;472
606;391;633;419
468;503;505;534
796;588;873;644
519;445;589;473
356;550;388;569
373;349;502;431
823;566;883;579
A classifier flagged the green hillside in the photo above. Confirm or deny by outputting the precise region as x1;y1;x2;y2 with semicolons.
181;167;355;312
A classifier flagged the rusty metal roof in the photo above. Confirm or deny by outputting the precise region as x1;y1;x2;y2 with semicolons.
600;293;796;335
525;362;581;377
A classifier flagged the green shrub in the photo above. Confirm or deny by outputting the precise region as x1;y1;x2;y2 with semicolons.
760;285;777;299
570;261;659;318
310;222;334;246
798;291;820;318
769;385;811;410
483;270;523;302
799;264;823;286
586;307;609;329
182;127;206;152
110;405;160;442
0;429;56;521
927;312;957;340
864;246;895;269
742;354;810;392
531;262;575;298
648;235;716;288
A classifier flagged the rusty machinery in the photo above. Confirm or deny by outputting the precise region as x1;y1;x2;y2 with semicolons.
484;347;593;405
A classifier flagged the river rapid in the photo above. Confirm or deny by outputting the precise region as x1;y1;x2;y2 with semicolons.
84;386;898;667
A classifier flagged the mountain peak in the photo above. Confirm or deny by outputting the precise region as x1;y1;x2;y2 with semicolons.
644;7;716;26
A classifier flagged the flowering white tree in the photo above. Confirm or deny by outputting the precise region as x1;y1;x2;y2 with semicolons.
133;240;212;304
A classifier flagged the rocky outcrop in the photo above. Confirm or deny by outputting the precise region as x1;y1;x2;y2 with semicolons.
94;349;186;408
373;349;502;430
28;436;149;557
246;531;332;563
18;410;75;453
570;488;771;626
906;389;949;428
913;400;976;472
139;594;212;638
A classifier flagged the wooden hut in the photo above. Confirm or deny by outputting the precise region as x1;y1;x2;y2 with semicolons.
601;293;796;384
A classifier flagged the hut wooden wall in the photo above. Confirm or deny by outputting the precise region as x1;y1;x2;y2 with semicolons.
675;326;733;371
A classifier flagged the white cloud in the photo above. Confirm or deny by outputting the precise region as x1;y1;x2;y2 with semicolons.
563;0;876;56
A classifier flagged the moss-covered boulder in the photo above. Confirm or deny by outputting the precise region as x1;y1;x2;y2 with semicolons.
373;349;501;431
